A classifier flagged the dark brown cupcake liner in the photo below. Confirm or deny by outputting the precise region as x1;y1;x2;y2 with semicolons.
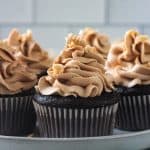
33;101;118;137
0;95;36;136
117;94;150;131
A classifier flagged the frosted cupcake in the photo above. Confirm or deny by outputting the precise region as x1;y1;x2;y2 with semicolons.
106;29;150;131
79;28;110;59
0;42;37;135
33;34;119;137
0;29;52;136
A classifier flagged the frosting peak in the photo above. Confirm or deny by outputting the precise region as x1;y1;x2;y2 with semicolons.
37;34;113;97
79;28;111;58
4;29;52;75
106;29;150;87
0;46;15;62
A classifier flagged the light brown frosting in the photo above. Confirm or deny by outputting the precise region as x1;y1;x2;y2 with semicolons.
3;29;52;75
37;34;113;97
0;44;37;95
79;28;110;59
106;29;150;87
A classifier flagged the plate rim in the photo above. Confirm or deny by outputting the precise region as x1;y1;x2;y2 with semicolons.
0;129;150;142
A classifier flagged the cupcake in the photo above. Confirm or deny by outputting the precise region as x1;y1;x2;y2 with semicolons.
106;29;150;131
3;29;52;77
33;34;119;138
0;42;38;135
79;28;110;59
0;29;52;136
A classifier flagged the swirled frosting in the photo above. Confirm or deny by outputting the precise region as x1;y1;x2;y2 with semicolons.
37;34;113;97
79;28;110;59
0;43;37;95
106;29;150;88
3;29;52;75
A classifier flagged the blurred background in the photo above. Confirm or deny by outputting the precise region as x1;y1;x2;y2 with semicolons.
0;0;149;54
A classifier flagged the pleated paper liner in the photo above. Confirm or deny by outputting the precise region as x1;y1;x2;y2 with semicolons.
116;85;150;131
0;89;36;136
117;94;150;131
33;92;119;138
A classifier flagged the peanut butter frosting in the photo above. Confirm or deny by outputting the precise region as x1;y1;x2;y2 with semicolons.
106;29;150;88
79;28;110;59
37;34;113;97
3;29;52;75
0;44;37;95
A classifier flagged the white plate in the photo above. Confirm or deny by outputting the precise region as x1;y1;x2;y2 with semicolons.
0;129;150;150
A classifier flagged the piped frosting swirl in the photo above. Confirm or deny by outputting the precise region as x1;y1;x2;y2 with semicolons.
37;34;113;97
0;44;37;95
106;29;150;87
3;29;52;75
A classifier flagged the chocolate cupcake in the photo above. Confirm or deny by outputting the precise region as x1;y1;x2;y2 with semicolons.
0;29;52;136
0;43;38;136
79;28;111;59
106;29;150;131
33;34;119;138
3;29;53;77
